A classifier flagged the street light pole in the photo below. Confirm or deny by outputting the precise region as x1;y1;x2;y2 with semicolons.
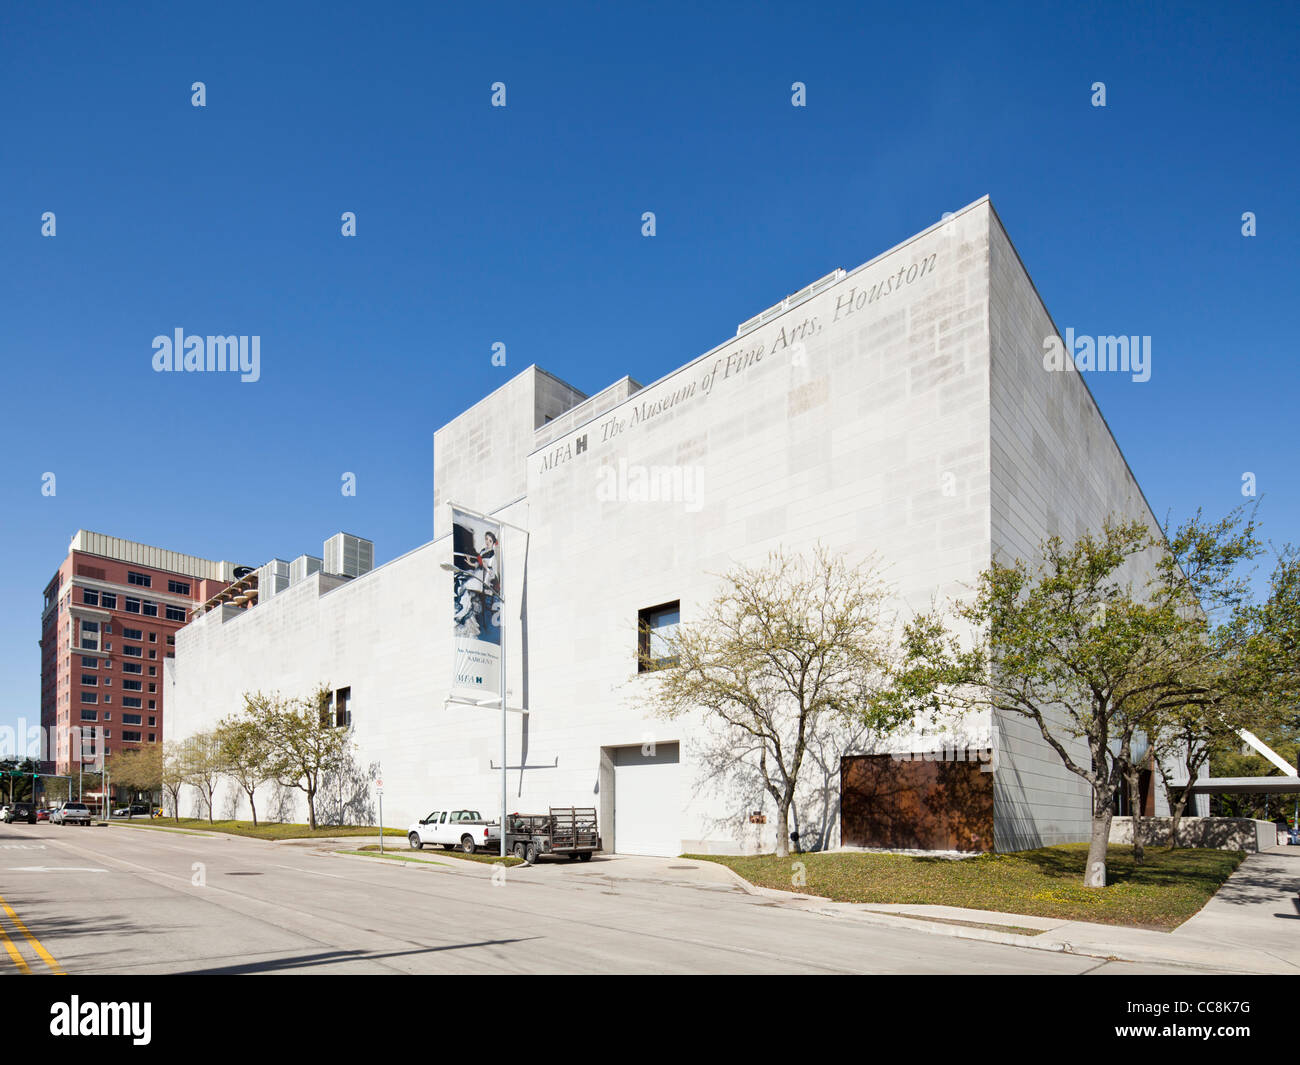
441;505;528;861
499;544;507;860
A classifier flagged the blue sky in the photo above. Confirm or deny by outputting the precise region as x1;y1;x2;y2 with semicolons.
1;1;1297;744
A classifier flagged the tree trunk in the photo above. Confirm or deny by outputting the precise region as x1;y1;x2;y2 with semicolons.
1127;767;1144;865
1084;806;1112;888
775;801;790;858
1169;789;1188;849
307;787;317;831
249;794;258;827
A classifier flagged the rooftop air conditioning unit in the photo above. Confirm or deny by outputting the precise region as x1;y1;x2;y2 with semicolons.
324;534;374;579
257;559;290;603
289;555;323;586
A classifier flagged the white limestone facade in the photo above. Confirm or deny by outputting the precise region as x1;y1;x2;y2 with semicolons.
166;196;1167;854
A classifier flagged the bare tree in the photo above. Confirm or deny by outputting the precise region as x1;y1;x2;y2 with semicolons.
161;742;187;822
217;706;273;826
179;731;224;824
641;547;901;858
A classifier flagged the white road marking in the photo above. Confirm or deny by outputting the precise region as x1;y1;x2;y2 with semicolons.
11;866;108;873
273;863;347;879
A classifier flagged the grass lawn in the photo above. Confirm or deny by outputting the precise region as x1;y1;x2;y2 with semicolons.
689;843;1245;931
111;818;407;841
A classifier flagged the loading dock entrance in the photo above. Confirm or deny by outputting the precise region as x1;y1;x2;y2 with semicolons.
602;742;681;856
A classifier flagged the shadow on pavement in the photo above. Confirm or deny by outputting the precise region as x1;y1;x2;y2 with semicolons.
177;938;540;974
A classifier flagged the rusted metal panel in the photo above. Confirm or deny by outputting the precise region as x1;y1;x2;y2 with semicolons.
841;754;994;852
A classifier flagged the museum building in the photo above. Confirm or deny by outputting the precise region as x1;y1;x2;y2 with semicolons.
166;197;1181;855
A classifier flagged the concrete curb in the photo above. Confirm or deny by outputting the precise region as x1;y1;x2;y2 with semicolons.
329;847;523;876
329;849;453;871
106;821;406;847
708;864;1289;973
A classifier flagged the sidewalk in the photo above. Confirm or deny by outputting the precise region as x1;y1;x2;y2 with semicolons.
710;846;1300;974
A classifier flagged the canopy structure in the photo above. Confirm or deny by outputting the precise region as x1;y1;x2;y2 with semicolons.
1178;776;1300;795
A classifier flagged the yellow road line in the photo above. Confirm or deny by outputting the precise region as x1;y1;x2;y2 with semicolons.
0;893;65;975
0;913;32;974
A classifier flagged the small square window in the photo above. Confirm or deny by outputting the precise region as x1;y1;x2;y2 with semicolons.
637;601;680;673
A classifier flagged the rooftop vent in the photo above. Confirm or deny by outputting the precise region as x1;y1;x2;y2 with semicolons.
736;268;846;337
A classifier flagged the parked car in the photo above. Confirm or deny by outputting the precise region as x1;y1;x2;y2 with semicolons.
3;802;37;824
407;808;499;853
0;805;9;821
52;802;92;826
113;803;153;818
36;808;49;822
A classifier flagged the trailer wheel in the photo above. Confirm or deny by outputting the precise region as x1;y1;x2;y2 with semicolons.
579;852;593;861
408;832;423;850
525;842;539;865
460;835;476;854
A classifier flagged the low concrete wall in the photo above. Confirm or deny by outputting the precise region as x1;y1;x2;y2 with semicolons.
1110;816;1277;852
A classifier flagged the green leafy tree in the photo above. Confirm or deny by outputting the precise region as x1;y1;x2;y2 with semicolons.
641;547;901;858
107;746;163;806
0;758;40;803
252;685;353;831
1190;542;1300;823
875;511;1263;887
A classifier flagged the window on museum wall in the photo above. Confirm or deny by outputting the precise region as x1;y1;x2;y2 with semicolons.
335;687;351;728
638;601;681;672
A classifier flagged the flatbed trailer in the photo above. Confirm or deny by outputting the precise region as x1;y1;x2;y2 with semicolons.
504;807;601;864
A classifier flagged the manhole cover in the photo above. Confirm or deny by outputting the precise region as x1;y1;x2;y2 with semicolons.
224;872;263;876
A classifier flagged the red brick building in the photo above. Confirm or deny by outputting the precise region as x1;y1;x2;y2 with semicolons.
40;531;240;775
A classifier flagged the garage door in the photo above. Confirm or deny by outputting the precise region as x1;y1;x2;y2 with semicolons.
613;743;681;856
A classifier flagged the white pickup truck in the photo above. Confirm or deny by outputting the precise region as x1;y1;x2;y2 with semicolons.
407;808;499;853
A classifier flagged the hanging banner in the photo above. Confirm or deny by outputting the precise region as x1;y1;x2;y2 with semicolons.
450;507;503;698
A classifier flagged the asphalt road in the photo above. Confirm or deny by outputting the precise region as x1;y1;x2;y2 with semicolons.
0;821;1207;975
